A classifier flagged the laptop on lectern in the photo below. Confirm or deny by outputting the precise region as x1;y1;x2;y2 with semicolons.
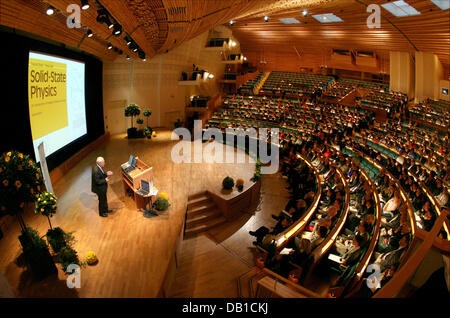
136;180;150;196
123;155;137;173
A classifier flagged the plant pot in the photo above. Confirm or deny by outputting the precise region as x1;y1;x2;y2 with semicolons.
46;228;68;253
19;230;57;280
127;127;138;139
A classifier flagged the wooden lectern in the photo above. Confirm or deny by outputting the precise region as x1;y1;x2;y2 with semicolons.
121;157;155;210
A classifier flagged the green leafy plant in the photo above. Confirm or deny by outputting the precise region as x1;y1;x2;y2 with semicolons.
35;191;57;229
174;118;183;129
153;197;170;211
124;103;141;128
143;109;152;127
19;227;57;279
46;227;75;253
136;118;144;125
222;176;235;190
144;126;153;139
250;159;262;182
58;246;81;272
0;150;43;231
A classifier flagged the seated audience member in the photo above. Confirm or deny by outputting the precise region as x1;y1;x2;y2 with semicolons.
340;234;364;267
436;186;448;208
412;187;427;211
375;236;409;272
382;191;401;218
289;237;312;267
310;225;328;250
418;201;436;232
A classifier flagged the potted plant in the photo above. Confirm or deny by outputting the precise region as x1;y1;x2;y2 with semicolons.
236;178;244;191
174;118;183;129
136;118;144;131
250;159;262;182
143;109;152;128
222;176;235;190
153;197;170;211
144;126;152;139
124;103;141;138
35;191;57;229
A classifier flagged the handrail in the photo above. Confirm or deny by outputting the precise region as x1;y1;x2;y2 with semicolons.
260;268;323;298
374;209;448;297
274;155;322;249
348;157;382;291
304;166;350;282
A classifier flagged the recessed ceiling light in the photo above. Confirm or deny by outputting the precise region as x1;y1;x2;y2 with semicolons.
46;5;55;15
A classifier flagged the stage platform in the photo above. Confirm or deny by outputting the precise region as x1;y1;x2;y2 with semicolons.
0;129;270;297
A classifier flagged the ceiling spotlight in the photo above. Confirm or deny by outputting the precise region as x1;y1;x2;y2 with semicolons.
138;51;146;60
81;0;90;10
124;36;132;46
208;73;214;79
126;55;130;60
107;43;113;50
96;9;113;28
229;20;234;26
133;47;138;52
243;57;247;61
264;16;269;22
302;10;308;17
87;29;93;38
46;5;55;15
113;24;122;36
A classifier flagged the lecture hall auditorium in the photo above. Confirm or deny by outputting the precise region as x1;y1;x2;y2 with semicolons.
0;0;449;300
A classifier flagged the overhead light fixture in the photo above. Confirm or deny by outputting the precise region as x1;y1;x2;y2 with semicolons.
264;16;269;22
124;36;132;46
81;0;90;10
107;43;113;50
96;9;113;28
208;73;214;79
46;5;55;15
87;29;93;38
229;20;234;26
243;57;247;61
133;47;138;52
113;24;122;36
126;55;130;60
302;10;308;17
138;50;146;60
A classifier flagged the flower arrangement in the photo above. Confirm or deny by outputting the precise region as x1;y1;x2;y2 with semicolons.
35;191;57;217
236;178;244;191
222;176;235;190
159;192;168;200
0;150;43;230
85;251;98;265
152;131;157;137
154;197;170;211
35;191;58;229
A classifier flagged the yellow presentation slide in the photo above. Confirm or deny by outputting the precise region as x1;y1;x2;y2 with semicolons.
28;58;68;140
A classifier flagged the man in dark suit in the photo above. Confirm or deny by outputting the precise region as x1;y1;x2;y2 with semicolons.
91;157;113;217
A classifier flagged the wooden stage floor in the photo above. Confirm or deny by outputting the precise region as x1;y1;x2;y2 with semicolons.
0;129;289;297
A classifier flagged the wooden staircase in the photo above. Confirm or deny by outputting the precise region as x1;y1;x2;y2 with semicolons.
184;191;227;237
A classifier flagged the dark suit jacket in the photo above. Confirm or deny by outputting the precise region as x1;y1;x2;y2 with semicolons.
91;165;107;195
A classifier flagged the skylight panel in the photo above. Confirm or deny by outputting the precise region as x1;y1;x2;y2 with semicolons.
430;0;450;10
311;13;343;23
381;1;421;17
279;18;301;24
